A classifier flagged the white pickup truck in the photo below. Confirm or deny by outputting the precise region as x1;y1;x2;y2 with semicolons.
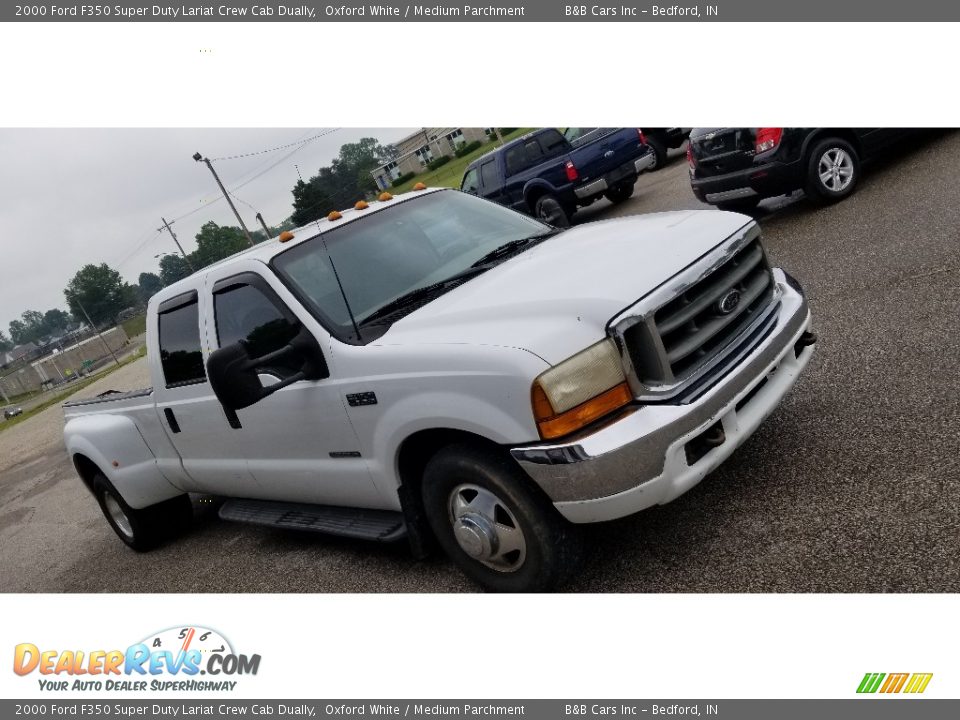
64;187;816;591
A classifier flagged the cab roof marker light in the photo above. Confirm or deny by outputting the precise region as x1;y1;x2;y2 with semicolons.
278;231;295;243
328;211;342;221
378;192;394;201
413;182;428;190
355;200;369;210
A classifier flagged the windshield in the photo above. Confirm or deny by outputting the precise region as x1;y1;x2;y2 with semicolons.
271;190;552;341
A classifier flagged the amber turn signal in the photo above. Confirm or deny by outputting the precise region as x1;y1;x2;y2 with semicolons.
533;382;632;440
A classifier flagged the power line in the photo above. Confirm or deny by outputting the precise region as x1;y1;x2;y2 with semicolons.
116;129;338;271
115;228;163;269
164;135;319;226
209;128;339;161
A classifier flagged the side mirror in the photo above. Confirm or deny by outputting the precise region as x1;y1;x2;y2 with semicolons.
206;327;327;412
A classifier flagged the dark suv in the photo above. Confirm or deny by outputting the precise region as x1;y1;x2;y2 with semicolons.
688;128;915;211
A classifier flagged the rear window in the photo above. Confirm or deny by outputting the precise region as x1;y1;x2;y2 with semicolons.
158;297;206;388
538;129;567;158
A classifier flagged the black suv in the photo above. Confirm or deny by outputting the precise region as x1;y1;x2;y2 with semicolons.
688;128;915;211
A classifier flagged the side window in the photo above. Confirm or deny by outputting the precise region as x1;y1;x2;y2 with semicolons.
479;161;498;189
505;138;545;176
461;167;479;194
214;280;301;377
158;296;206;388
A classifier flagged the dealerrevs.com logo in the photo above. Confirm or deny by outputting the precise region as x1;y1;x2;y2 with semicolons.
13;626;261;693
857;672;933;694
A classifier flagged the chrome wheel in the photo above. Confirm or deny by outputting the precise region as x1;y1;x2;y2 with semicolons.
818;147;854;192
103;493;133;539
449;483;527;573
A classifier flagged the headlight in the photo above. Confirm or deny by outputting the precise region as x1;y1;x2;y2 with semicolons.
531;339;633;440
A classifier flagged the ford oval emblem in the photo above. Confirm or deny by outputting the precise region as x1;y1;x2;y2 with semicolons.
717;289;742;315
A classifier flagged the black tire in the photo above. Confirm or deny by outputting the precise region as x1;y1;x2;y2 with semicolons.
421;443;583;592
532;194;571;228
645;136;668;171
804;137;860;204
716;197;762;213
93;474;192;552
604;180;636;204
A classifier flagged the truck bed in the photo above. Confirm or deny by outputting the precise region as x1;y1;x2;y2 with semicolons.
62;387;153;410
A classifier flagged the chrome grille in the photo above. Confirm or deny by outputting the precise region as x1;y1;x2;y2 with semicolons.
621;237;777;396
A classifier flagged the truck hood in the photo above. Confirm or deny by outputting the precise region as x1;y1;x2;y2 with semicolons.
379;210;752;365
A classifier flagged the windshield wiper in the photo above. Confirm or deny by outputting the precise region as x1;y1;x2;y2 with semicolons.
469;229;562;268
359;266;489;326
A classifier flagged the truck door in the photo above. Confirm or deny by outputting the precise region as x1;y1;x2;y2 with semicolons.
478;158;505;206
204;260;382;509
501;137;542;210
152;290;260;496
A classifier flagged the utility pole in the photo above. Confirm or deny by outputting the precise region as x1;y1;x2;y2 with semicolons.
494;128;505;146
193;152;255;247
255;212;273;240
158;217;195;271
73;298;121;367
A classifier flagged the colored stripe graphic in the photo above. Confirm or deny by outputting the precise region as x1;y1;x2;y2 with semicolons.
904;673;933;694
857;672;932;694
857;673;885;693
880;673;909;693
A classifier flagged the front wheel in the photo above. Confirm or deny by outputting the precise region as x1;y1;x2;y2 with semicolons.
533;194;571;228
805;138;860;203
421;443;583;592
94;474;192;552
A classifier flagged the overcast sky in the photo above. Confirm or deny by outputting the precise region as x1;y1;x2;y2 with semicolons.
0;128;415;335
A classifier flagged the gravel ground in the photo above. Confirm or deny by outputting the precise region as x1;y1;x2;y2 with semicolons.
2;129;958;593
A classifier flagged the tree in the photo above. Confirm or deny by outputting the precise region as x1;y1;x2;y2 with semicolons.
64;263;138;328
290;137;394;226
192;221;249;268
8;320;28;345
158;254;191;287
6;308;71;345
138;272;163;302
43;309;72;336
0;329;12;353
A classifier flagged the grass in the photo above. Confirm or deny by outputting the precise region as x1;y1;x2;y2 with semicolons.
0;346;147;435
387;128;534;194
121;313;147;339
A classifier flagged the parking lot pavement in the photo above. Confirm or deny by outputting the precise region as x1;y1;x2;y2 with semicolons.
2;130;958;593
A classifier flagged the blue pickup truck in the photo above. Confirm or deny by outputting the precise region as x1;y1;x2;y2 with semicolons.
460;128;655;227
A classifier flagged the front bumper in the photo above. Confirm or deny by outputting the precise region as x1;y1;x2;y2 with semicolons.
510;270;814;524
691;158;803;204
574;153;656;199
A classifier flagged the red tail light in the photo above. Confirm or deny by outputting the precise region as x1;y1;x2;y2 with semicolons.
755;128;783;154
638;129;648;144
686;144;695;168
565;160;579;182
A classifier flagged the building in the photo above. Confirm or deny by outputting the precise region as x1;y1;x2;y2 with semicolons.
371;127;493;190
1;342;38;368
0;327;129;399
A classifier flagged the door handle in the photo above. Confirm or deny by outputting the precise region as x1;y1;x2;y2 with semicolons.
163;407;181;434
